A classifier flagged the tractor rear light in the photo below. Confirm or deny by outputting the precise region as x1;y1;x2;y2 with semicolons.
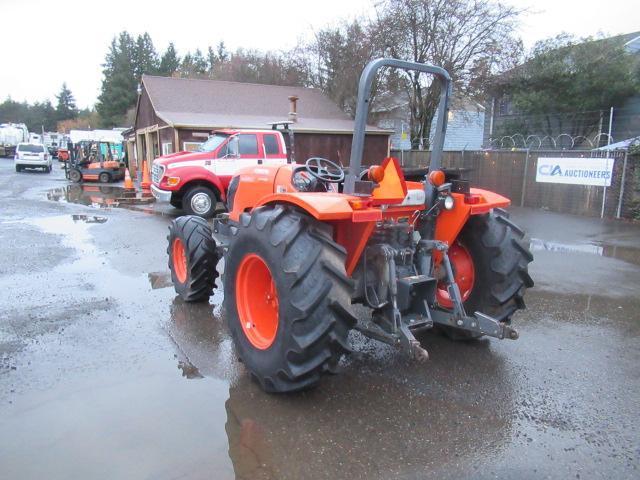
428;170;446;187
166;176;181;186
465;194;482;204
348;198;371;210
368;165;385;183
443;195;455;210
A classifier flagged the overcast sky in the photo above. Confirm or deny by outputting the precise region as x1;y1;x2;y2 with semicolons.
0;0;637;108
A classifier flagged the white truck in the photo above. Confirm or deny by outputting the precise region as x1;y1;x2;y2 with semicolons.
0;123;29;157
43;132;67;157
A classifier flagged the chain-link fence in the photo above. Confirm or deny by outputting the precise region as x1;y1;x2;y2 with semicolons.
391;149;636;219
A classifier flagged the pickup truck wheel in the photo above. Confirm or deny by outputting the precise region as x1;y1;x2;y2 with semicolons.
170;196;183;209
183;186;217;219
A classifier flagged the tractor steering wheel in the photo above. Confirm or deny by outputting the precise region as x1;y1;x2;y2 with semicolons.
305;157;345;183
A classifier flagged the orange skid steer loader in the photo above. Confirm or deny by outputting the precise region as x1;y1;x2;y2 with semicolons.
167;59;534;393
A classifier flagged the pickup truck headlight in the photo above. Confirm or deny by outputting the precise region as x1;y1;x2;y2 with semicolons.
166;176;181;186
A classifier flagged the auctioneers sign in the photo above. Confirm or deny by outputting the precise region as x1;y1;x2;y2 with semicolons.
536;157;614;187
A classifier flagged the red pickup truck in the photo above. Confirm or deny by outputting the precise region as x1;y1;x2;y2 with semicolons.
151;129;288;218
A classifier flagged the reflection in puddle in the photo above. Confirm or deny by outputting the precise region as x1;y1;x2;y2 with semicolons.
165;296;237;382
71;214;108;224
147;271;173;290
46;184;155;210
530;237;640;266
177;360;204;379
163;295;516;478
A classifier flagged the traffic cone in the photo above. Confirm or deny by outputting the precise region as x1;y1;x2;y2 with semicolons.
124;168;135;190
141;161;151;190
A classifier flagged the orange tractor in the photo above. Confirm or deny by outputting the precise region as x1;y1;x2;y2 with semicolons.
167;59;534;392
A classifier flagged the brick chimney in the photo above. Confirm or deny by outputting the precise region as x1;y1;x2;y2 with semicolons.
288;95;299;123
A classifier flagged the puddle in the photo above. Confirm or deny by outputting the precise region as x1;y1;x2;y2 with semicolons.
530;237;640;266
147;271;173;290
72;214;108;224
46;184;155;209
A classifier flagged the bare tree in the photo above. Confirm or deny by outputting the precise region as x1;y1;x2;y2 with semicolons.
375;0;522;148
307;19;382;116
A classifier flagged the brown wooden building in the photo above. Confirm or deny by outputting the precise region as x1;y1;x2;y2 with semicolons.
129;75;391;175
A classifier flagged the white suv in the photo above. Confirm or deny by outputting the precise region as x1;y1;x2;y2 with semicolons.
15;143;52;173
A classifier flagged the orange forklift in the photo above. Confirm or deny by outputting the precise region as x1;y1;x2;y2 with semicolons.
64;140;125;184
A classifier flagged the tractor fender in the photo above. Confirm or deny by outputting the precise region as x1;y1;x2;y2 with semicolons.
257;193;356;221
435;188;510;247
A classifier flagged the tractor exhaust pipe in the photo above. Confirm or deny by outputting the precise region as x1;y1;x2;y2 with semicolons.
344;58;452;196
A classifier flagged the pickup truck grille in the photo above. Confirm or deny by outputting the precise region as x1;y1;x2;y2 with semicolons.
152;164;164;184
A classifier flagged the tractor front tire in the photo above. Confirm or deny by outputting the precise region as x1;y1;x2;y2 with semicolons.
224;205;356;393
167;215;219;302
438;208;534;340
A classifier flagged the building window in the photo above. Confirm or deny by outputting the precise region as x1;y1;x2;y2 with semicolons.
263;134;279;155
238;134;258;155
498;95;512;116
162;142;173;155
183;141;203;152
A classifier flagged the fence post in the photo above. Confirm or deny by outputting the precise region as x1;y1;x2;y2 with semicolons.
520;148;530;207
601;107;614;219
616;151;629;219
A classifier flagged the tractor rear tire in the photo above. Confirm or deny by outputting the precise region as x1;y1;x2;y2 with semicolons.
438;208;534;340
167;215;219;302
224;205;356;393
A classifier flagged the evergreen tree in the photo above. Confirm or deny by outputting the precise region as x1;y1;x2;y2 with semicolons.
96;32;137;127
207;46;217;74
134;32;159;81
55;83;77;122
159;42;180;76
216;41;228;63
179;49;208;77
192;48;208;74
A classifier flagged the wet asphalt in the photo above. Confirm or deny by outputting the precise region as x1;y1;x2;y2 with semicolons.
0;159;638;479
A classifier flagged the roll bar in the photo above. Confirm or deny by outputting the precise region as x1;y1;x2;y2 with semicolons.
344;58;452;195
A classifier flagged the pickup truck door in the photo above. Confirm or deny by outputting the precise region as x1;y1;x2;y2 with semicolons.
261;132;288;168
213;134;263;176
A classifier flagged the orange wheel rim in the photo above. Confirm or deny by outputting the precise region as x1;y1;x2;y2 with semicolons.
436;241;475;309
172;238;188;283
236;253;279;350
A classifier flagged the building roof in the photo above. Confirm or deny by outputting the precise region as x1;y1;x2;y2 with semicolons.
595;136;640;151
141;75;389;134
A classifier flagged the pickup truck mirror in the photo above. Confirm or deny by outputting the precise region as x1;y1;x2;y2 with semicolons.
227;137;239;157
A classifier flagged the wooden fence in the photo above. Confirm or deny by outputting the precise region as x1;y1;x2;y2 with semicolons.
390;149;635;218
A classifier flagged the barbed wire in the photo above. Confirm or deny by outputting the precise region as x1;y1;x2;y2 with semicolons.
486;132;618;150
